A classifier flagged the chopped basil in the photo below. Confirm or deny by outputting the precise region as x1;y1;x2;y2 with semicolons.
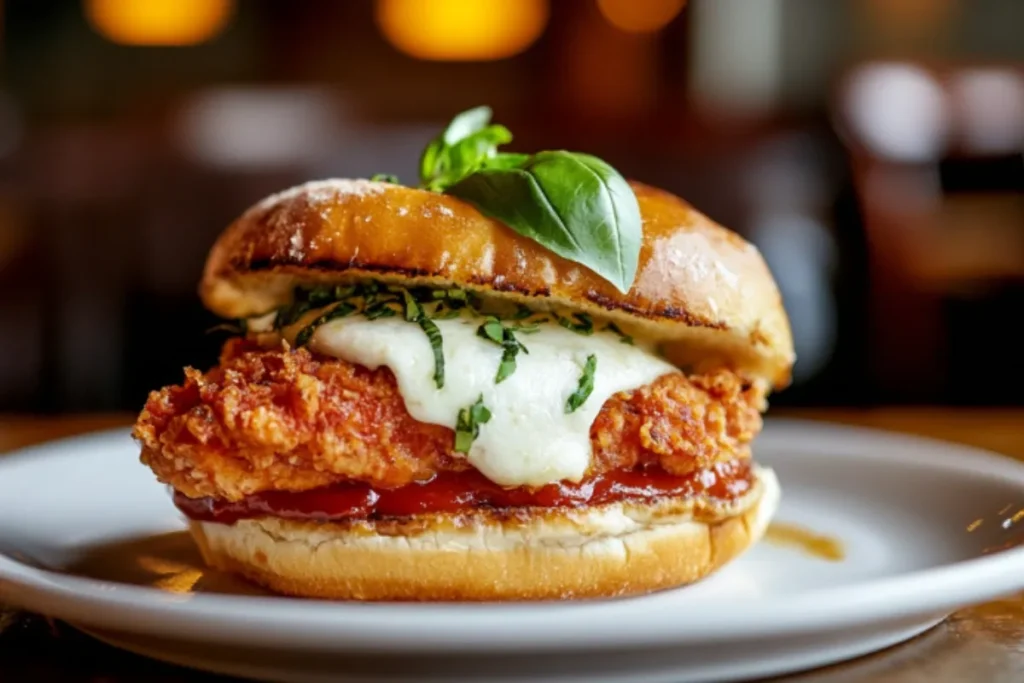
565;354;597;413
402;289;422;322
417;315;445;389
559;312;594;335
363;302;398;320
294;302;357;346
431;306;463;320
511;305;534;320
495;341;520;383
274;300;313;330
275;285;357;329
454;395;492;453
476;317;529;383
370;173;399;183
476;317;504;344
605;321;633;345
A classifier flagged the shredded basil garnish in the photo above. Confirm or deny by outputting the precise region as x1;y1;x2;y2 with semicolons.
417;315;445;389
495;340;520;383
511;305;533;320
402;289;422;322
476;317;529;383
559;312;594;335
606;321;633;345
370;173;399;183
294;302;357;346
431;306;463;320
477;317;504;344
565;354;597;413
512;322;540;334
363;302;398;320
454;395;492;453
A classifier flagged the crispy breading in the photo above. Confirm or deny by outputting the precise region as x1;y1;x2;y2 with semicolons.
134;339;764;501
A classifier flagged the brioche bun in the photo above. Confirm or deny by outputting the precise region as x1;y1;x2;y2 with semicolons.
189;466;778;601
201;179;794;389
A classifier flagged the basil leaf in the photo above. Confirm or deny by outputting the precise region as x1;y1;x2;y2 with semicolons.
370;173;399;183
442;106;493;146
480;152;530;171
417;316;445;389
420;106;504;190
565;354;597;414
447;151;642;293
476;317;505;344
475;318;530;384
559;312;594;335
402;290;422;322
606;321;634;345
454;394;492;453
364;302;398;320
295;303;356;347
510;305;534;320
422;125;513;192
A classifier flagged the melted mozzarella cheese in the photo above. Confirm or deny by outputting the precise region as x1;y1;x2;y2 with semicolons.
310;315;676;487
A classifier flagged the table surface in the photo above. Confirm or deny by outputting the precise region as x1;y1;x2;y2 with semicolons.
1;409;1023;682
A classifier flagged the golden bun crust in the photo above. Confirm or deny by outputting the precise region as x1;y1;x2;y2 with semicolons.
201;179;794;388
189;467;779;601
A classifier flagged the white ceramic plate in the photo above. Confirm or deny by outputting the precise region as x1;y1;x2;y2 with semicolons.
2;419;1024;683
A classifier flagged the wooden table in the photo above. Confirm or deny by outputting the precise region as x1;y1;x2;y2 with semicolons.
1;410;1023;682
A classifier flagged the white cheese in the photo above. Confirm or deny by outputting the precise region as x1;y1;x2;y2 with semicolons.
310;315;676;488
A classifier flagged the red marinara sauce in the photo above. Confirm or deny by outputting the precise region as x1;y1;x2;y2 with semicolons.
174;459;754;524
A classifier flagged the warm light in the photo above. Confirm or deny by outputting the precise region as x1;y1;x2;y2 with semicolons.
597;0;686;33
85;0;234;46
375;0;548;61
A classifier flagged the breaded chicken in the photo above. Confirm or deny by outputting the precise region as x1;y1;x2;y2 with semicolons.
134;339;764;501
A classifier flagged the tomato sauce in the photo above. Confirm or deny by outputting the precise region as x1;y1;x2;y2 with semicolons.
175;459;753;524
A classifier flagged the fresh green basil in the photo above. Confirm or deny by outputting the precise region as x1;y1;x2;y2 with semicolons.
605;321;634;345
447;151;641;293
454;395;492;453
417;106;643;293
565;354;597;413
418;316;445;389
558;312;594;335
401;289;422;322
294;302;356;346
370;173;399;184
419;106;524;192
476;317;529;384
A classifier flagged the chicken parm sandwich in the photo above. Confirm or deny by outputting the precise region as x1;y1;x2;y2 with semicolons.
133;106;794;600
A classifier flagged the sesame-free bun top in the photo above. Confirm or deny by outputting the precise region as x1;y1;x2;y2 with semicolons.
201;179;795;389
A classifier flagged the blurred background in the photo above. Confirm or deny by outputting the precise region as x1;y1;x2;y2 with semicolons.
0;0;1022;414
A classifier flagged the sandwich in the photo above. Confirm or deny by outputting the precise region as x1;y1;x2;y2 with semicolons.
133;106;794;600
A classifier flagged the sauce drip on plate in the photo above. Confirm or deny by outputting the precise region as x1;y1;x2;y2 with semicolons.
765;522;845;561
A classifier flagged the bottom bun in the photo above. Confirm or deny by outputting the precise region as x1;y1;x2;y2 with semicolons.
190;466;780;601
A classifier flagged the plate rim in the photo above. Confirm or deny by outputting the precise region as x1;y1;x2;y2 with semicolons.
1;418;1024;653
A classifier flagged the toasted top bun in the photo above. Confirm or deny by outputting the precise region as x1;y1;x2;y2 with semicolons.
201;179;794;388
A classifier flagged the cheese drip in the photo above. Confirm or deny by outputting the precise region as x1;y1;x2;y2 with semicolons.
310;315;676;487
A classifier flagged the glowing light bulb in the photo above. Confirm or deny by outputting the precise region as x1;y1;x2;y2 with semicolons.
597;0;686;33
85;0;234;46
375;0;548;61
